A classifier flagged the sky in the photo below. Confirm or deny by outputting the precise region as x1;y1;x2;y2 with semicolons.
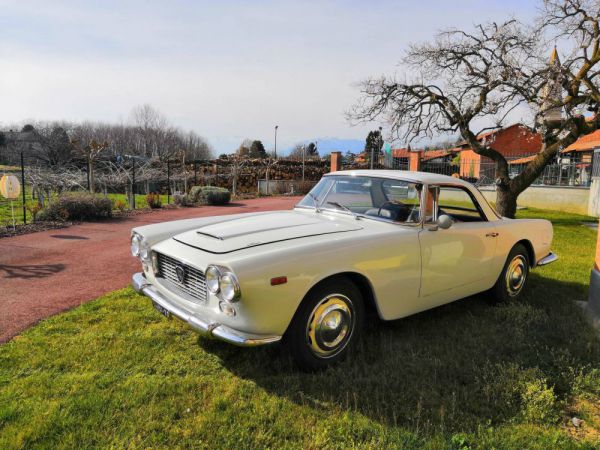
0;0;539;155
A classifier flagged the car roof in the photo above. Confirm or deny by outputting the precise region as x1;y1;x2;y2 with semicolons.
326;170;474;187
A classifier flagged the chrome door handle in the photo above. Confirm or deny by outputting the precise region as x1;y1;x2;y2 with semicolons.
486;232;499;237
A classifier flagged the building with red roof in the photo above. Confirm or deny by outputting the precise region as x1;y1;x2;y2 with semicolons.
562;129;600;156
458;124;542;179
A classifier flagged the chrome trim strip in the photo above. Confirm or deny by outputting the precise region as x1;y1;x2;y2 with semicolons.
131;273;282;347
537;252;558;266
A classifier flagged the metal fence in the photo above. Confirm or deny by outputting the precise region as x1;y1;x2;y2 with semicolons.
411;154;592;187
0;154;34;227
257;179;317;195
389;157;410;171
0;154;189;229
475;155;590;187
0;154;330;230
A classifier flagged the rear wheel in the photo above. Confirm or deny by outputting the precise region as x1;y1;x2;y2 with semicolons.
285;278;364;371
492;244;530;302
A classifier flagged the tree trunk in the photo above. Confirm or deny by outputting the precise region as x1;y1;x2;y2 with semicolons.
88;158;95;193
495;185;518;218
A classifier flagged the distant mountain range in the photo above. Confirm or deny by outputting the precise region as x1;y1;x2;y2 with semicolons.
282;137;366;155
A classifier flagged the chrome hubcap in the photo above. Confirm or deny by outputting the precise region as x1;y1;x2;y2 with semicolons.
505;255;527;296
306;294;354;358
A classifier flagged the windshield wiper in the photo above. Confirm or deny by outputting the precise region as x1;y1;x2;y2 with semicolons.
308;192;321;212
326;201;361;220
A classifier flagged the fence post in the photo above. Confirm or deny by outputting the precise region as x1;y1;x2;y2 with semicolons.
131;157;136;210
167;160;171;204
20;152;26;225
409;150;422;172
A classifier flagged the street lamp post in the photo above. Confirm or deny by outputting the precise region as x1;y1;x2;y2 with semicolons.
274;125;279;159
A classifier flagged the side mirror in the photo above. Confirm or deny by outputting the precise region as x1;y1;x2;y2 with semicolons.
437;214;453;230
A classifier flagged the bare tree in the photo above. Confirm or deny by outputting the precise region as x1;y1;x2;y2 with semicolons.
26;123;75;167
70;122;108;192
349;0;600;218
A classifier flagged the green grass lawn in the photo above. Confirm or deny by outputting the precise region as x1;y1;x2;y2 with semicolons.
1;209;599;449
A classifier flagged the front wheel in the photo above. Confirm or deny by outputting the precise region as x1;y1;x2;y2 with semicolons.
492;244;530;302
284;278;364;371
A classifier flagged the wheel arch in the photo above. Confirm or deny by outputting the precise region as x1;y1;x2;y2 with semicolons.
514;239;535;267
284;271;380;335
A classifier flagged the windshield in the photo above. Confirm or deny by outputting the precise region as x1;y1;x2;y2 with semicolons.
297;175;423;224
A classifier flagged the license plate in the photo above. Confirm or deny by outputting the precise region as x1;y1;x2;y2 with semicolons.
153;301;170;318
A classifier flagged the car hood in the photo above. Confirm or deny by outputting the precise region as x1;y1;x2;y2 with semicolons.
172;210;363;254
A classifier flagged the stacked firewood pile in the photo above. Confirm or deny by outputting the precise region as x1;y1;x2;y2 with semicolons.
187;158;330;194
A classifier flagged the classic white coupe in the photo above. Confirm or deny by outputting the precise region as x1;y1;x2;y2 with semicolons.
131;170;556;370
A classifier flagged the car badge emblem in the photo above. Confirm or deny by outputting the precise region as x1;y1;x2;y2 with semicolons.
175;265;186;284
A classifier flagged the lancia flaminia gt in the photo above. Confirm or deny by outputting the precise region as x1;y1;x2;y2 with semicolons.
131;170;557;370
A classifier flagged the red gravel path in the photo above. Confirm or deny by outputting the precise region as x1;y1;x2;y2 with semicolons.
0;197;300;343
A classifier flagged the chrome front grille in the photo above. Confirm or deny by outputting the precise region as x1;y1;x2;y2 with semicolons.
156;252;207;302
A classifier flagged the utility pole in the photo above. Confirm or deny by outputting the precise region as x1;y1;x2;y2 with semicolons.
274;125;279;159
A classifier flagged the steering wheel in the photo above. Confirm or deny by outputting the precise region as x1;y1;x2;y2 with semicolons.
377;201;409;218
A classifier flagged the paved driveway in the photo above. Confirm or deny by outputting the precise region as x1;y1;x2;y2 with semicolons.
0;197;300;343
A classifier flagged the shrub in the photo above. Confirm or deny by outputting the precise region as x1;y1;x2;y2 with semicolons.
187;186;205;203
187;186;231;206
26;202;43;222
146;192;162;209
203;187;231;205
113;199;128;212
173;193;192;207
38;193;112;222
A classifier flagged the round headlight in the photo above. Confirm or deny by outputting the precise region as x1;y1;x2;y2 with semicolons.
131;234;141;257
220;272;241;303
205;265;221;294
140;243;150;260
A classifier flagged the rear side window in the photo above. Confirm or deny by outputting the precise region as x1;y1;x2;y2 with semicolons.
438;186;486;222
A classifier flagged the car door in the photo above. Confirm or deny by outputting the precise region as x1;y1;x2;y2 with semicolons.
418;185;498;305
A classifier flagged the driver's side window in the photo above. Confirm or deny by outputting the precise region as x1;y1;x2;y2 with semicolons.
435;186;486;222
380;180;422;223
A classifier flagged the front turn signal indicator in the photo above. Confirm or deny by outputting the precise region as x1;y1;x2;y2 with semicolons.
270;276;287;286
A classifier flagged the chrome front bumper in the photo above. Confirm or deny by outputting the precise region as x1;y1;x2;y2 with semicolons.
536;252;558;267
132;272;282;347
